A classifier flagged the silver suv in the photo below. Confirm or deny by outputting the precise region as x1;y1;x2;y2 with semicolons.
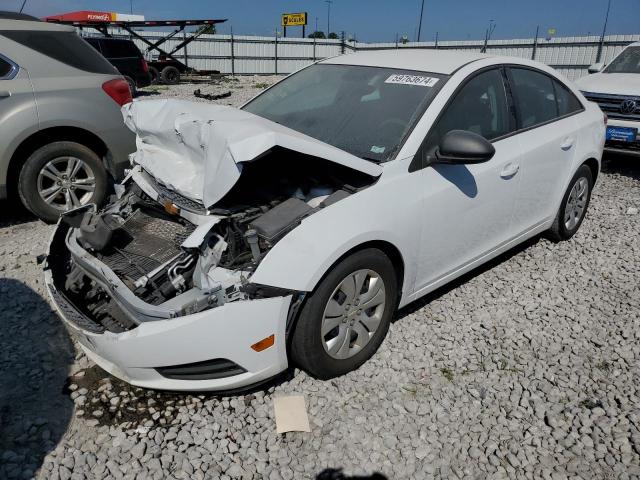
0;12;135;222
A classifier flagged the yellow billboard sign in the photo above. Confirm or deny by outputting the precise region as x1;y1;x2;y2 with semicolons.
281;12;307;27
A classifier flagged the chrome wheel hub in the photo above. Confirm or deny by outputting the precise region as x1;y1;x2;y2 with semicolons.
37;157;96;211
564;177;589;230
321;269;386;360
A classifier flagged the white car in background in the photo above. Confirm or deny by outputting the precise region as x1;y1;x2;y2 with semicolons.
45;50;605;391
576;42;640;155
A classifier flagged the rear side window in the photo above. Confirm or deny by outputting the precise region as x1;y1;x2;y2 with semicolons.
553;80;583;116
100;40;141;59
0;30;116;74
509;68;558;128
425;68;512;152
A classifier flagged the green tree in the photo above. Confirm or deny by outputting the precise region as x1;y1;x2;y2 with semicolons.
195;24;216;35
307;31;326;39
327;32;339;39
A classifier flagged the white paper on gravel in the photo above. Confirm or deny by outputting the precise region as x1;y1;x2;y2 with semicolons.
273;395;311;434
122;99;382;208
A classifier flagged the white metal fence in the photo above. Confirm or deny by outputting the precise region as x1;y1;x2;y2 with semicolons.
90;29;640;80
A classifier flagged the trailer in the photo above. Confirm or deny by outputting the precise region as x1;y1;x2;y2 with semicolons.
45;11;228;84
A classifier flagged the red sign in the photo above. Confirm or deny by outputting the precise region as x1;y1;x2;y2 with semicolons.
45;11;115;23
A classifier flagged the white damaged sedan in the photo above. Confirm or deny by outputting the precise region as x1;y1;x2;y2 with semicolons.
45;50;604;391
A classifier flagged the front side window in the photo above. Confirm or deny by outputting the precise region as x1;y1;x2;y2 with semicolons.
243;64;447;162
605;47;640;74
424;68;511;153
509;68;558;128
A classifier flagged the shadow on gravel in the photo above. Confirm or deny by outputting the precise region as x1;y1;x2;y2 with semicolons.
316;469;388;479
0;278;75;479
0;199;37;227
395;234;543;321
65;364;296;428
602;153;640;180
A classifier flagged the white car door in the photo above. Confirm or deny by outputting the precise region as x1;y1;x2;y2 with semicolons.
506;67;582;233
412;68;523;295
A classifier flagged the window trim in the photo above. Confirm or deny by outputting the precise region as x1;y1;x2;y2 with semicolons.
504;65;586;136
410;65;514;172
0;53;19;80
410;63;587;172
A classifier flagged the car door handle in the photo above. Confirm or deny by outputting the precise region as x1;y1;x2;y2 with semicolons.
560;137;575;150
500;163;520;179
0;91;11;99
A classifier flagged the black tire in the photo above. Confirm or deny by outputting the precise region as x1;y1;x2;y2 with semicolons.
291;248;398;380
149;66;160;85
161;66;180;85
548;164;594;241
124;76;137;97
17;142;108;223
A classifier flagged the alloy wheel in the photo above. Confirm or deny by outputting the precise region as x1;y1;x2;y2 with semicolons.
564;176;589;230
321;269;386;360
37;156;96;211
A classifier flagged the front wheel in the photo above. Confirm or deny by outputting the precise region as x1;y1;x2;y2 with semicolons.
291;248;398;379
548;164;594;241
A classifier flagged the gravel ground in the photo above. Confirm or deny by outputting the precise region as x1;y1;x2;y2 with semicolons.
1;77;639;479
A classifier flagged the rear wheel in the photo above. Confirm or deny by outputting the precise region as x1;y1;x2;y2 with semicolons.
548;164;593;241
161;66;180;84
291;248;397;379
18;142;108;223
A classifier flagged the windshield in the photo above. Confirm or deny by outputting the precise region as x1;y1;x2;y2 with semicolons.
605;46;640;74
243;64;447;162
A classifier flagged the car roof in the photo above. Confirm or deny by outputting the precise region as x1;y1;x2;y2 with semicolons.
0;11;41;21
320;49;493;75
0;17;74;32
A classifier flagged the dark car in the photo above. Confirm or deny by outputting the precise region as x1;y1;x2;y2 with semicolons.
85;37;151;95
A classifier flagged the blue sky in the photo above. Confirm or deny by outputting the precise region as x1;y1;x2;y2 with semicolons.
6;0;640;42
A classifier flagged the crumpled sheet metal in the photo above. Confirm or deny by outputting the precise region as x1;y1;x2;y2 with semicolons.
122;99;382;208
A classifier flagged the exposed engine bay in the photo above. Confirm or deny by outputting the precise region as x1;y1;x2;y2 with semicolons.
50;151;376;333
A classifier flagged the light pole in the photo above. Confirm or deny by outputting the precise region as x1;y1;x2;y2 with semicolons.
482;19;496;52
596;0;612;62
325;0;333;37
417;0;425;42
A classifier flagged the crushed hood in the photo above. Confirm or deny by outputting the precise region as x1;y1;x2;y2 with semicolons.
122;99;382;208
575;72;640;96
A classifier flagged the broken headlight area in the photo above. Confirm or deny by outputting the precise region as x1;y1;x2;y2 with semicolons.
47;151;375;333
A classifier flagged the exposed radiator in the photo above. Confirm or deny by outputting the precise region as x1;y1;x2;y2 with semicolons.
95;210;194;283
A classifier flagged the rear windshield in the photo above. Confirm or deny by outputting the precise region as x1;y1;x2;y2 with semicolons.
100;39;142;59
243;64;447;162
0;30;117;74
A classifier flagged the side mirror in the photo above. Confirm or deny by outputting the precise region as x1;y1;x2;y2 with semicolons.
588;62;604;74
434;130;495;165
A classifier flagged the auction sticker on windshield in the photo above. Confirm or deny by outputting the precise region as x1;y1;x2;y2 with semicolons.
385;74;439;87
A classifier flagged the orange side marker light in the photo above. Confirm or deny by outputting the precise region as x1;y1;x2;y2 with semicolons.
251;334;275;352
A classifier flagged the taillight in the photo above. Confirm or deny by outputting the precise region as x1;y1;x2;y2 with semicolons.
102;78;132;106
140;58;149;73
603;112;608;125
